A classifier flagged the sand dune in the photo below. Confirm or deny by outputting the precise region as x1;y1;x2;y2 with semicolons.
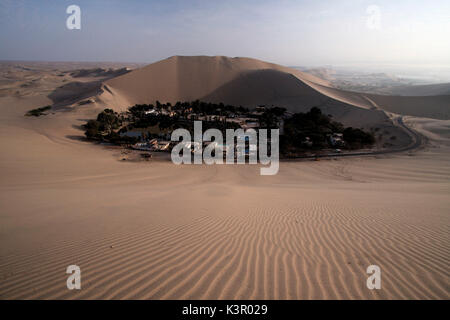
101;55;330;111
102;56;450;122
0;61;449;300
48;81;102;107
70;67;131;79
364;94;450;120
300;80;450;120
200;69;408;144
381;83;450;97
201;69;326;109
200;68;381;121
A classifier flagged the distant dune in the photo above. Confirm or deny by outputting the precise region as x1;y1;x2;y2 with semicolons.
378;82;450;97
304;81;450;120
70;67;131;79
365;93;450;120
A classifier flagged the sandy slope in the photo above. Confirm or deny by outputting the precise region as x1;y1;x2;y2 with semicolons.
302;80;450;120
102;56;450;122
0;64;449;299
364;94;450;120
381;83;450;97
101;55;330;111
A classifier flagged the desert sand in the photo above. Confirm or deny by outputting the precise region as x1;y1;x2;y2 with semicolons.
0;59;449;299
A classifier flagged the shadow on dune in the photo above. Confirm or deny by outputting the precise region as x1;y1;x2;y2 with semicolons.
71;124;85;131
201;69;326;111
201;69;390;126
65;135;89;142
47;81;103;109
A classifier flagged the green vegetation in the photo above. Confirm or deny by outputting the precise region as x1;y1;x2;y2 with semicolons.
126;101;246;134
259;107;287;129
96;108;121;133
282;107;343;150
84;102;375;154
128;100;249;119
25;106;51;117
343;127;376;149
281;107;375;153
83;109;136;144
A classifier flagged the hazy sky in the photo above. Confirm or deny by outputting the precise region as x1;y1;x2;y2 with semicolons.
0;0;449;67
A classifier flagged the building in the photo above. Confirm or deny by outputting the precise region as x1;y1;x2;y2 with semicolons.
155;141;171;151
328;133;345;147
132;139;171;151
301;137;313;147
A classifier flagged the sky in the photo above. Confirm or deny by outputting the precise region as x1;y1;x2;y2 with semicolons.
0;0;449;68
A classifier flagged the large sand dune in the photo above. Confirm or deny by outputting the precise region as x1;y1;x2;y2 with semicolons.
200;69;402;136
101;56;450;122
0;61;449;300
102;56;330;111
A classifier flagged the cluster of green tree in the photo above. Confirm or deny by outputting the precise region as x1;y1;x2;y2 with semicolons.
129;100;249;118
281;107;374;151
342;127;375;149
187;100;249;115
259;107;287;128
25;106;51;117
201;119;241;132
127;113;241;136
126;101;248;136
130;113;178;130
128;104;155;118
84;109;136;144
